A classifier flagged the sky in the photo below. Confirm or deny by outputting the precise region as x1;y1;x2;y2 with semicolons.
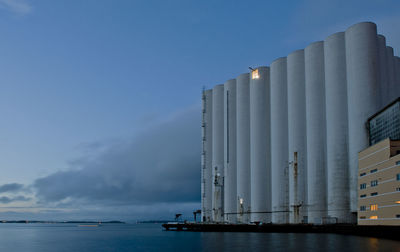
0;0;399;221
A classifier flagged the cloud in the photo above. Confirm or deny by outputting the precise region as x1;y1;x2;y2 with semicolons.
0;183;24;193
33;106;201;218
0;195;31;204
0;0;32;15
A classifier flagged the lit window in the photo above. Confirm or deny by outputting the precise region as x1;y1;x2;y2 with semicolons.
369;216;378;219
360;172;366;177
360;206;366;211
370;204;378;211
371;192;378;196
251;69;259;79
360;194;366;198
370;169;378;173
239;198;243;205
371;180;378;187
396;201;400;204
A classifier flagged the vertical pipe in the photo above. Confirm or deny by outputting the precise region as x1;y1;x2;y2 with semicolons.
250;66;271;223
271;57;289;224
201;89;213;222
287;49;308;224
224;79;237;223
236;73;251;223
345;22;379;214
324;32;351;223
305;41;327;224
377;35;388;108
386;46;396;102
212;84;224;222
396;56;400;98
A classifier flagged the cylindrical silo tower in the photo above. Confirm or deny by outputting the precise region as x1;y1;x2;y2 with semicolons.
224;79;237;223
377;35;388;108
270;57;289;224
386;46;396;102
236;73;251;224
212;84;224;222
250;66;271;223
287;49;308;224
305;41;327;225
345;22;379;214
324;32;351;223
201;89;213;222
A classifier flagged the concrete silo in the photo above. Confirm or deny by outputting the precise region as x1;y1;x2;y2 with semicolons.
324;32;351;223
201;89;213;222
270;57;289;224
212;84;224;222
236;73;251;223
386;46;396;102
250;66;271;223
345;22;379;213
224;79;237;223
305;41;327;224
377;35;388;108
287;49;308;224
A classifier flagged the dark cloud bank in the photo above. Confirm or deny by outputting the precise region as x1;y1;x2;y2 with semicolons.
32;106;201;220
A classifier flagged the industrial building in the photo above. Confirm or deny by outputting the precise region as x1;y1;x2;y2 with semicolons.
358;138;400;225
201;22;400;224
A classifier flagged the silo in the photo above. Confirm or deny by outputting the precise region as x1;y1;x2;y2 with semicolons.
377;35;388;108
345;22;379;213
270;57;289;224
236;73;251;223
212;84;224;222
201;89;213;222
324;32;351;223
305;41;326;224
224;79;237;223
386;46;396;102
287;49;308;224
250;66;271;223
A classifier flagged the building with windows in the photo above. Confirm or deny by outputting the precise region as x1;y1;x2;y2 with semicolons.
358;138;400;225
201;21;400;224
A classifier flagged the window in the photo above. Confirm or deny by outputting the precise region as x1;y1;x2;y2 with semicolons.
396;187;400;192
397;173;400;181
369;216;378;219
360;183;367;190
371;192;378;196
360;206;366;211
360;194;367;198
371;180;378;187
370;169;378;173
360;172;366;177
370;204;378;211
396;161;400;165
396;215;400;218
360;216;366;219
251;69;259;79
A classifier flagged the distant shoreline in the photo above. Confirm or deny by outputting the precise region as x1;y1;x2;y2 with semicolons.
0;220;125;224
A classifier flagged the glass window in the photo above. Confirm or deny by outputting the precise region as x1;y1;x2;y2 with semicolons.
251;69;259;79
360;172;366;177
397;174;400;181
371;180;378;187
360;206;366;211
370;169;378;173
370;204;378;211
371;192;378;196
369;216;378;219
360;183;367;190
360;194;367;198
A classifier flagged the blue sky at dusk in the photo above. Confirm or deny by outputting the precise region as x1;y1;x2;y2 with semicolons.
0;0;399;221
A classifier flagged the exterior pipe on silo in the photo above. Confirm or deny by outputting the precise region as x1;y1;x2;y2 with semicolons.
224;79;237;223
270;57;289;224
201;89;213;222
212;84;224;222
287;49;308;224
250;66;271;223
377;35;388;108
236;73;251;224
345;22;379;214
386;46;396;102
305;41;327;225
324;32;351;223
396;56;400;97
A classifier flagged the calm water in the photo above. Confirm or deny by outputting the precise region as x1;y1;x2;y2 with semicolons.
0;223;399;251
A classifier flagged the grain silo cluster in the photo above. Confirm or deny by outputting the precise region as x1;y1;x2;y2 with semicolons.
201;22;400;224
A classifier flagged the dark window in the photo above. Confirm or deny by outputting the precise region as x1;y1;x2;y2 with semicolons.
371;192;378;196
360;194;367;198
360;206;366;211
370;169;378;173
360;172;366;177
360;183;367;190
397;174;400;181
371;180;378;187
360;216;366;219
396;215;400;218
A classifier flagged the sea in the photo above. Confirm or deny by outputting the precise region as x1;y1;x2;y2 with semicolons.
0;223;399;251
